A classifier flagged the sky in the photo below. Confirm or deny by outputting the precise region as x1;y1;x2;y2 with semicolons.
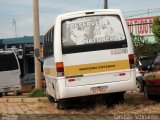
0;0;160;39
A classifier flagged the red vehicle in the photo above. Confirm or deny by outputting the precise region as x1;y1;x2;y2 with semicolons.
143;53;160;99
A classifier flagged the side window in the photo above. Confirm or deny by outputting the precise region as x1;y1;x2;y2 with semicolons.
43;27;54;58
52;29;54;56
0;52;18;71
43;36;48;58
151;55;160;71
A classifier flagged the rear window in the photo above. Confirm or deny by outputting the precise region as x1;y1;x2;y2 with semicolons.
62;15;127;54
0;52;19;72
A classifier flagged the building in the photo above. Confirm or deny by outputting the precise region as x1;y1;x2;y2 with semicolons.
126;16;160;43
0;36;43;77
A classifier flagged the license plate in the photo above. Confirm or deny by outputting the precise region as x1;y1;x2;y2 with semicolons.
90;86;108;94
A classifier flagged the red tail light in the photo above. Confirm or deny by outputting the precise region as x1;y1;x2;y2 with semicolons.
119;73;126;76
56;62;64;77
68;79;75;82
128;54;135;69
139;70;145;75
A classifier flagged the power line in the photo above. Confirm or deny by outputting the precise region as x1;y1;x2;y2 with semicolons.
0;3;160;26
126;9;160;18
0;0;91;26
124;7;160;14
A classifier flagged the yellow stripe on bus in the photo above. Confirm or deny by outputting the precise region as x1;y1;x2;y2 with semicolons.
64;59;130;77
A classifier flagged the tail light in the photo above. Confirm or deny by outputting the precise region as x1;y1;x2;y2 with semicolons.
128;54;135;69
139;70;145;75
119;73;126;76
56;62;64;77
68;79;75;82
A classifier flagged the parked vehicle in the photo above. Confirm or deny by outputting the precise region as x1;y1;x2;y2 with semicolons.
143;53;160;99
0;51;21;97
43;9;136;109
133;55;155;93
138;55;155;71
18;73;45;93
133;68;144;93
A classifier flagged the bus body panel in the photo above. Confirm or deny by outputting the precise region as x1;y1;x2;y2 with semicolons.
43;9;136;101
57;69;135;99
63;49;131;87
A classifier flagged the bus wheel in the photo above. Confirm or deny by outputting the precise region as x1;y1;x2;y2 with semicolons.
47;94;55;103
144;86;153;100
55;101;64;110
0;93;3;97
105;92;124;106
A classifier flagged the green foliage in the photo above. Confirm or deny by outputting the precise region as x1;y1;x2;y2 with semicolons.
131;33;160;67
152;17;160;43
131;34;151;58
131;17;160;67
27;89;46;97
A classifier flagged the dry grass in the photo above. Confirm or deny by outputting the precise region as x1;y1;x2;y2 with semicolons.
53;93;160;115
2;92;159;115
20;92;160;115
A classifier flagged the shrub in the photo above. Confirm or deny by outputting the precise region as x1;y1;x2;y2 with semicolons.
27;89;46;97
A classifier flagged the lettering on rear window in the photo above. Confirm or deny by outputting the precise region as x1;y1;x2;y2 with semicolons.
62;15;127;54
63;16;125;46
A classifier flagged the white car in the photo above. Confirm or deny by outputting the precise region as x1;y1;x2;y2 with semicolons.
0;51;21;97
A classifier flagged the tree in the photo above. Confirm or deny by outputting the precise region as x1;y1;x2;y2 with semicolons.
152;17;160;43
131;33;151;58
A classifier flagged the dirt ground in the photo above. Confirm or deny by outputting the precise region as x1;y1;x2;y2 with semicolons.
0;92;160;120
55;92;160;115
1;92;160;114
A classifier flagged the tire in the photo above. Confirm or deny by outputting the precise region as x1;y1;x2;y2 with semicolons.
105;92;124;106
0;93;3;97
47;94;55;103
144;86;153;100
55;101;64;110
132;79;143;93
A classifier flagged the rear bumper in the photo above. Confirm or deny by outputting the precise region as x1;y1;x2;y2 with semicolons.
57;75;136;100
0;85;21;93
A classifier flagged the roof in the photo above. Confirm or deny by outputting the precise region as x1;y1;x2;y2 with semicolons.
1;36;44;45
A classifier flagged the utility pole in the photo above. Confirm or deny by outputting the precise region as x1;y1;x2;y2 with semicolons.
13;19;17;38
33;0;42;90
104;0;108;9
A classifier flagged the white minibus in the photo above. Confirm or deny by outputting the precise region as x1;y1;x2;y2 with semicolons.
43;9;136;109
0;51;21;97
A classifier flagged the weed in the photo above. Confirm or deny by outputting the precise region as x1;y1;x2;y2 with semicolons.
27;89;46;97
